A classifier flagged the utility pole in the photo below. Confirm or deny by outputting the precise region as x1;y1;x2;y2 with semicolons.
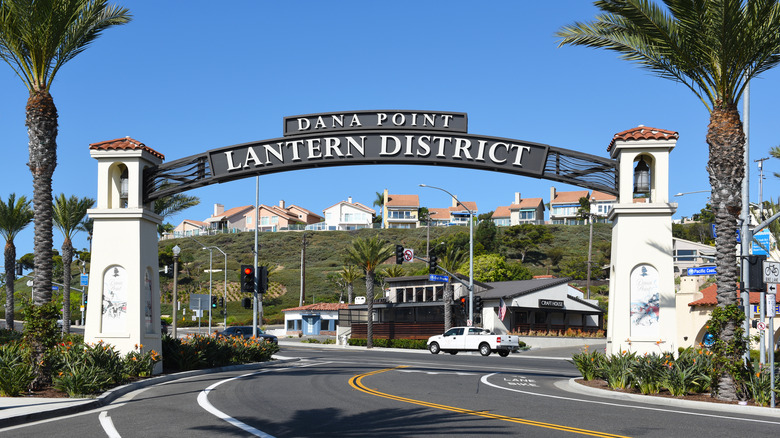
299;232;307;306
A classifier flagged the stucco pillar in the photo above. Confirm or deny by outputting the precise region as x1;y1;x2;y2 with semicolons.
84;138;165;374
606;127;678;356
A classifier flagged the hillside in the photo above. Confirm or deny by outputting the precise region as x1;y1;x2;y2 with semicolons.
157;223;613;323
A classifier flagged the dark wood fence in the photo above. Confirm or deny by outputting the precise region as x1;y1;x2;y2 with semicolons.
351;322;444;340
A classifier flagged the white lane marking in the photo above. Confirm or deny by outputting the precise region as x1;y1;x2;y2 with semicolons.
99;411;122;438
397;369;476;376
197;361;331;437
480;373;780;425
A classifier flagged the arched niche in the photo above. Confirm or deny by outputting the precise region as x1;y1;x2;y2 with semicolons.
107;162;129;209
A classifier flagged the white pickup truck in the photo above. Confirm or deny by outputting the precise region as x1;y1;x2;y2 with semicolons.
427;326;520;357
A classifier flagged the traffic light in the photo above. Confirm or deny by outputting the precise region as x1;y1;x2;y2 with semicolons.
746;254;767;292
259;266;268;293
83;295;88;306
395;244;404;264
218;297;224;308
473;296;483;313
459;296;467;311
241;265;255;293
429;256;437;274
15;264;22;276
211;296;218;308
242;297;251;309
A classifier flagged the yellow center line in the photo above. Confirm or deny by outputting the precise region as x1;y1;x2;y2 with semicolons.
348;367;630;438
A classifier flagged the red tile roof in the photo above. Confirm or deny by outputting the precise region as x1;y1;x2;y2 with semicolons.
590;191;616;201
492;206;511;218
552;190;589;204
688;284;759;306
429;208;450;220
282;303;350;312
450;201;477;212
89;137;164;160
386;194;419;207
607;126;679;152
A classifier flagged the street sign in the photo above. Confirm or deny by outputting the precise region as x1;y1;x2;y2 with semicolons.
429;274;449;282
768;283;778;294
757;321;767;331
403;248;414;262
752;229;772;256
189;294;209;310
768;294;777;318
764;260;780;283
52;285;58;291
687;266;716;276
80;273;89;286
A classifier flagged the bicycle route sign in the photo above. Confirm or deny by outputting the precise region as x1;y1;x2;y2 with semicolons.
764;260;780;284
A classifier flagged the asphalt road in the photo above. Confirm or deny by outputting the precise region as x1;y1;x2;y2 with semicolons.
3;345;779;437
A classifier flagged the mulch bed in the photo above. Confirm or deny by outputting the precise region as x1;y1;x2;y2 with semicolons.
575;378;768;406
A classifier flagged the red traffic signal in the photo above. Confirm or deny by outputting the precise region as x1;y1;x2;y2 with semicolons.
241;265;255;292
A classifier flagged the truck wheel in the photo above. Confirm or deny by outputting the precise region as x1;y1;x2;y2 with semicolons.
498;350;510;357
429;342;440;354
479;343;491;356
449;351;458;355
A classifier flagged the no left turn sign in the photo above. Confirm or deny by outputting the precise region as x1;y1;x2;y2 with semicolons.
403;248;414;262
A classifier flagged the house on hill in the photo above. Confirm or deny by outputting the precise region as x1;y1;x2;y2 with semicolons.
492;192;545;226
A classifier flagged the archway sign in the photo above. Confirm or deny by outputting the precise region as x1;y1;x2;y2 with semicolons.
84;110;679;370
143;110;617;202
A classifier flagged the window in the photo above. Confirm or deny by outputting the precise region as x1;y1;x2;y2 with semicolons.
246;216;252;225
320;319;330;331
675;249;697;261
493;218;510;226
518;210;535;220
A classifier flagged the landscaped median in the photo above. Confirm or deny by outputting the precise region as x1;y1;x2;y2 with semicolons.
570;346;780;407
0;328;279;398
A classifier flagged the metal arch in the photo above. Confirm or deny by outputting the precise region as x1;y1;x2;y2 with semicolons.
143;140;618;203
543;147;618;196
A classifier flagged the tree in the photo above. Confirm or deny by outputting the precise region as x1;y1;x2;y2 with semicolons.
475;218;498;253
52;194;94;334
0;0;130;340
557;0;780;401
438;244;467;331
464;254;517;283
0;194;33;330
502;224;553;262
345;236;394;348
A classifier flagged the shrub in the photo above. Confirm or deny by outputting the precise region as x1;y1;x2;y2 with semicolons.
569;346;604;381
0;344;35;396
602;351;636;390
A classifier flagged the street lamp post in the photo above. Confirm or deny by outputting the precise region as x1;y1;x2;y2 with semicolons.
420;184;475;325
172;244;180;338
204;246;228;328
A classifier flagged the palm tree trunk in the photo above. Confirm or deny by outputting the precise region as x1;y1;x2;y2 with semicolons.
707;103;745;401
365;271;374;349
27;92;57;306
444;283;453;332
4;242;15;330
61;239;73;334
347;283;354;305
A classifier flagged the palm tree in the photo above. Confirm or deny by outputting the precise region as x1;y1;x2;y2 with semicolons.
0;1;130;308
557;0;780;401
437;244;467;331
77;218;93;254
345;236;394;348
338;264;363;304
53;195;94;334
0;194;34;330
154;187;200;237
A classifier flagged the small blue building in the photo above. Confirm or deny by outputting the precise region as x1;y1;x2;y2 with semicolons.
282;303;349;336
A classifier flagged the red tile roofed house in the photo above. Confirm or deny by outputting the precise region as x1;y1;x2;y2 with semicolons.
549;187;590;225
244;200;324;232
171;219;208;239
204;203;254;233
315;197;375;231
282;302;349;336
492;192;545;226
383;189;420;229
675;277;771;350
427;207;452;226
589;190;617;223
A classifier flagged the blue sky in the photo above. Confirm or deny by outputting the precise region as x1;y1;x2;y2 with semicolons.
1;1;779;258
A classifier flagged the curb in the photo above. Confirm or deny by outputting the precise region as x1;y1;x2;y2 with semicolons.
557;378;780;418
0;357;300;429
